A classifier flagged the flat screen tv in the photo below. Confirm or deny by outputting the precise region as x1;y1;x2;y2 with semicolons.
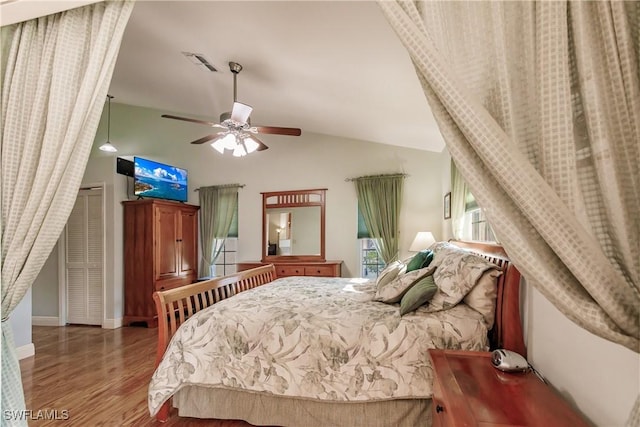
134;157;188;202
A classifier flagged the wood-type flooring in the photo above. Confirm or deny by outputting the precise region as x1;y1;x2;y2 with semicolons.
19;325;255;426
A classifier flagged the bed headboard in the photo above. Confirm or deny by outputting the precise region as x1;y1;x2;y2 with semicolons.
449;240;526;358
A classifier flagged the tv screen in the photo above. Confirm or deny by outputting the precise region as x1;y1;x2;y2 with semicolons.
134;157;188;202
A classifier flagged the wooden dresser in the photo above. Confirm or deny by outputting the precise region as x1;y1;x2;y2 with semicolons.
429;350;590;427
123;199;199;327
237;261;342;278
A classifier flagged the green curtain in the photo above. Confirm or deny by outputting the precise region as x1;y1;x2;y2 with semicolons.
450;160;468;239
353;174;404;263
198;185;240;277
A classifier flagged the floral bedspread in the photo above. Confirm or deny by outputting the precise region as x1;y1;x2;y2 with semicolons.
148;276;488;416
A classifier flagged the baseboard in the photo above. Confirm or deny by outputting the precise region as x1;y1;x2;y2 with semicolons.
16;343;35;360
32;316;60;326
102;318;123;329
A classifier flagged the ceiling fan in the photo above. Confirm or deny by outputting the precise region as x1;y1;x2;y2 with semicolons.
161;61;302;156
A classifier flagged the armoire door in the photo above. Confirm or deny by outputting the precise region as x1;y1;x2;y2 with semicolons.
65;188;104;325
178;208;198;277
155;205;179;281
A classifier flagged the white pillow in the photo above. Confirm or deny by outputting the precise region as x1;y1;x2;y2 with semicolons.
425;247;499;312
375;261;406;290
463;269;502;329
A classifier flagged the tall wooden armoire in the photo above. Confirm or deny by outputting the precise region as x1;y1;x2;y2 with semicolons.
123;199;199;327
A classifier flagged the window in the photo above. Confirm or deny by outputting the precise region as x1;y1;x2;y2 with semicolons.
461;192;497;242
213;202;239;276
214;238;237;276
465;208;496;242
360;238;385;278
358;208;386;278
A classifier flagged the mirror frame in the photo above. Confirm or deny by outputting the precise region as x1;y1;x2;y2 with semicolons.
261;188;326;263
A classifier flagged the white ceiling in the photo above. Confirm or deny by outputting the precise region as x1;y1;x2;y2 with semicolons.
0;0;445;152
108;0;445;152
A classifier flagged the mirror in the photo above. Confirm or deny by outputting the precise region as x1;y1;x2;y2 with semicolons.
262;189;326;262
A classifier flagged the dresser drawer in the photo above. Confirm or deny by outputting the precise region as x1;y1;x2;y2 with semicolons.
276;265;305;277
304;266;336;277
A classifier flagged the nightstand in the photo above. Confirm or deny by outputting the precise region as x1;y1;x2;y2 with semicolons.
428;350;590;427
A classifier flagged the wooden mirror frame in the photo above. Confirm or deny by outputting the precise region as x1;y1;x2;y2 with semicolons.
261;188;326;263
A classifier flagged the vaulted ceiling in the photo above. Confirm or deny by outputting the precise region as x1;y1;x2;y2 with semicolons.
1;0;446;152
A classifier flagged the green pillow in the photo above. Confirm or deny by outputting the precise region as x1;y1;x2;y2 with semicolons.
399;274;437;315
405;250;434;272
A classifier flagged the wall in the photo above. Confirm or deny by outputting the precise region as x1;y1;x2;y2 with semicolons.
439;150;638;426
32;102;445;321
525;286;638;426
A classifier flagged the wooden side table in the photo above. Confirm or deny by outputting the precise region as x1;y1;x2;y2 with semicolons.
429;350;590;427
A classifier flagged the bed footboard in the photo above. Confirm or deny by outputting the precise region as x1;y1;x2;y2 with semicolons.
152;264;276;422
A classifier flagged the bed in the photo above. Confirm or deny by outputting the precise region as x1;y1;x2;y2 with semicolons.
148;240;525;425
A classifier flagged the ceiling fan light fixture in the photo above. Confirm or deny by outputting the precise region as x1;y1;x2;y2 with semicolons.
211;139;226;154
243;136;260;154
221;133;238;150
233;142;247;157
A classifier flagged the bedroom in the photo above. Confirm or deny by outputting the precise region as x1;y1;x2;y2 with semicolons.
2;1;638;426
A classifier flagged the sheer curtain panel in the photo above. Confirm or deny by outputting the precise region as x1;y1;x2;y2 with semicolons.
449;160;468;240
0;2;134;425
198;185;240;278
378;1;639;423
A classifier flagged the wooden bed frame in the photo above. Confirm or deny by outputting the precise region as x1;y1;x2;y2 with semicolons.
151;240;525;422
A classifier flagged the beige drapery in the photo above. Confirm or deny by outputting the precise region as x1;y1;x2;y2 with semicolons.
379;0;638;352
378;1;639;423
0;2;134;424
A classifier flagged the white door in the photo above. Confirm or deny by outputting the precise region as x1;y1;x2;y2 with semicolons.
65;188;104;325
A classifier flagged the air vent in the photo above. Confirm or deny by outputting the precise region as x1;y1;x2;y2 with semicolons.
182;52;218;72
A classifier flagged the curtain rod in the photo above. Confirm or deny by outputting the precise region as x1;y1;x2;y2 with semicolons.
345;173;409;182
194;184;245;191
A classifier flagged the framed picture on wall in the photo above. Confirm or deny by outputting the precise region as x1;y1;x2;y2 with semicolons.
444;192;451;219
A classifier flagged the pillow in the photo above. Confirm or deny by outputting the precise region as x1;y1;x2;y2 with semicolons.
374;265;436;303
424;248;500;312
405;250;434;273
399;274;438;315
375;261;407;290
464;268;502;328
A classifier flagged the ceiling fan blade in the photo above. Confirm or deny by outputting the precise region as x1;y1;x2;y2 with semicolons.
254;126;302;136
162;114;219;127
230;102;253;123
190;134;221;145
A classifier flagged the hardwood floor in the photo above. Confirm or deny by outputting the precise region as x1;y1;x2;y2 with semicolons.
20;325;256;426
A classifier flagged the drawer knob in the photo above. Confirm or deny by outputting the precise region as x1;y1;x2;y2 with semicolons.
436;405;444;413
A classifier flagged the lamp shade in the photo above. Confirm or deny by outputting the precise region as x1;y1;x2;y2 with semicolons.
99;94;117;152
409;231;436;252
98;141;117;152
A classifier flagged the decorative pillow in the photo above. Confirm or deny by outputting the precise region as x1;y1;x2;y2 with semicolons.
429;241;454;254
399;274;438;315
424;248;500;312
464;268;502;328
374;265;436;303
405;250;434;273
375;261;407;290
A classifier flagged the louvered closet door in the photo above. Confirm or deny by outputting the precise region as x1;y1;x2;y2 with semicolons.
66;188;103;325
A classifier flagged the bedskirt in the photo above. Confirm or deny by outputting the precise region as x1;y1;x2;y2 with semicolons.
174;386;432;427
